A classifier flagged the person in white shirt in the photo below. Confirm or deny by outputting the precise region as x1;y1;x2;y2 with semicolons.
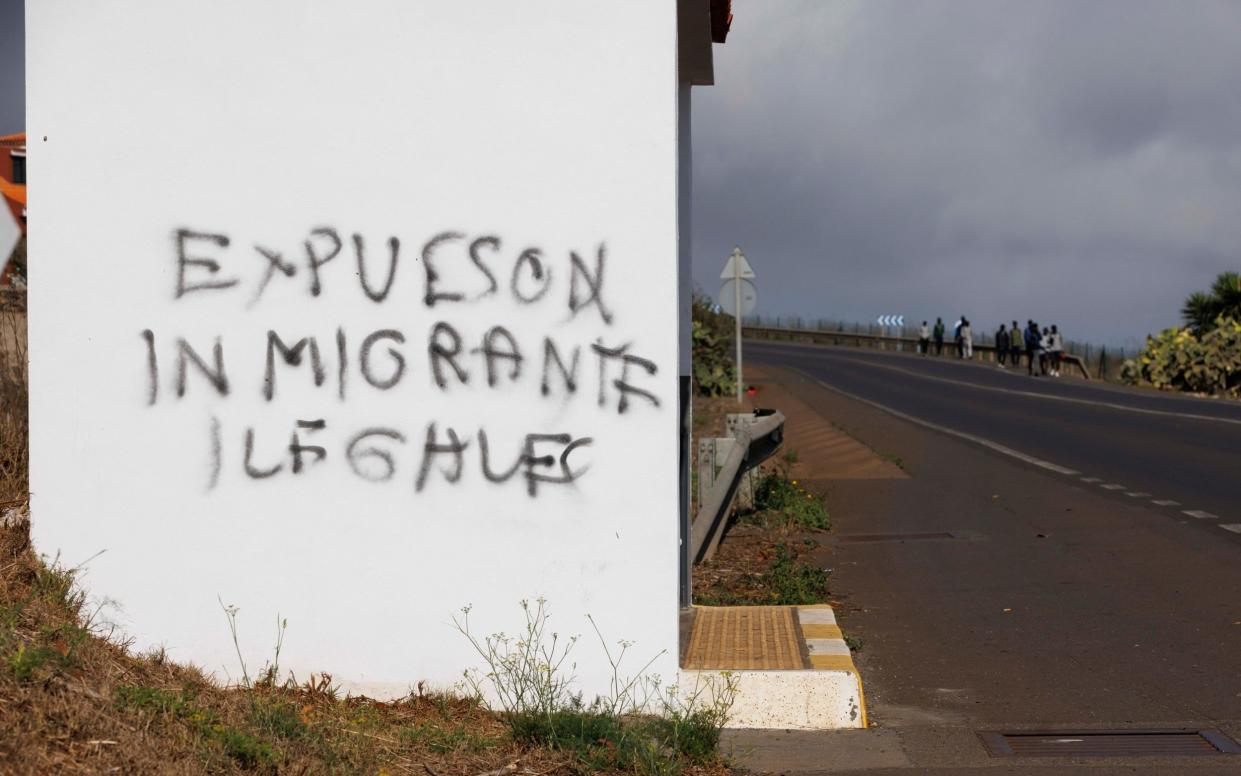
1048;324;1065;377
918;321;931;355
960;318;973;359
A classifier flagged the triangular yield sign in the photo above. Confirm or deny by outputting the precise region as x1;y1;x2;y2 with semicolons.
720;250;755;280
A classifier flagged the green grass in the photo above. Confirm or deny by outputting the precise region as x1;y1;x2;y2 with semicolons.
739;471;830;530
766;544;828;605
695;543;829;607
505;705;726;775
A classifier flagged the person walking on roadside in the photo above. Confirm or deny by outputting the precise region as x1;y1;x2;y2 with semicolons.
918;321;931;356
995;323;1010;367
953;317;965;358
933;317;945;355
1048;324;1064;377
1010;320;1023;366
1038;326;1052;375
961;318;973;359
1024;320;1040;375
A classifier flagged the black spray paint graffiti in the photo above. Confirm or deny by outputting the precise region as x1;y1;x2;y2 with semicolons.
215;417;592;496
176;227;614;324
152;226;661;496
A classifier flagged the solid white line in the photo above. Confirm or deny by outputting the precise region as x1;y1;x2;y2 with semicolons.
1101;483;1126;490
765;343;1241;427
1080;477;1103;483
1151;499;1180;507
790;368;1079;476
1220;524;1241;534
1183;510;1218;520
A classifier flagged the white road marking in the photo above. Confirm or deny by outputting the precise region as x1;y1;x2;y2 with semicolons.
1183;510;1218;520
1220;524;1241;534
769;343;1241;427
1101;483;1126;490
792;368;1079;476
1125;492;1151;498
1080;477;1102;483
1151;499;1180;507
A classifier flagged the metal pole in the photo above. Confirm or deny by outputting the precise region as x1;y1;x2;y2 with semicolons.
734;252;743;403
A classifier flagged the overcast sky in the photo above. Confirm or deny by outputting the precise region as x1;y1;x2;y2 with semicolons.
0;0;20;136
692;0;1241;345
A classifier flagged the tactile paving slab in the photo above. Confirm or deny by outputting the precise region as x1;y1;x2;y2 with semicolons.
682;606;808;670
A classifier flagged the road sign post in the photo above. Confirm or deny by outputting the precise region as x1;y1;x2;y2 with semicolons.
720;247;756;403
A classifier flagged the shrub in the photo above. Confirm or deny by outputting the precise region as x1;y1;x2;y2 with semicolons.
1123;316;1241;396
691;293;736;398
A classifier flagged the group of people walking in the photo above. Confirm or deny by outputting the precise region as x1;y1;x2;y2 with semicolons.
916;318;1066;377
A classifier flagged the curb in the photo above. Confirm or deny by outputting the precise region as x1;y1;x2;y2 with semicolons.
679;603;867;730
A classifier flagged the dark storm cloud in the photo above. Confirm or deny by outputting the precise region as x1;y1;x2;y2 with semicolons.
0;0;22;135
691;0;1241;344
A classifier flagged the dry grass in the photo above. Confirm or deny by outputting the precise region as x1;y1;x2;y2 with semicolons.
0;305;27;505
0;508;737;775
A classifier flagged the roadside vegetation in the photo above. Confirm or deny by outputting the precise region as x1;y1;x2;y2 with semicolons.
0;509;735;774
691;294;736;399
693;452;831;608
1123;272;1241;397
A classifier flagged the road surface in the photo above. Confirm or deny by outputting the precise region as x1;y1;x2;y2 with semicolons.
724;341;1241;774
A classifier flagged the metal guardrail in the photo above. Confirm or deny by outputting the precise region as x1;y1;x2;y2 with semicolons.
688;409;785;567
743;324;1092;380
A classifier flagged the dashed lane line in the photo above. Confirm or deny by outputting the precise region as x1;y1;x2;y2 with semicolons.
1183;510;1219;520
791;368;1080;476
790;366;1235;533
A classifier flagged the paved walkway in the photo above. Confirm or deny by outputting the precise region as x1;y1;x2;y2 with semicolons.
742;364;906;484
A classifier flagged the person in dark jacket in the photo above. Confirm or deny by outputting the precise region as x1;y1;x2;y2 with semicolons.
1024;321;1041;375
933;317;945;355
996;324;1010;367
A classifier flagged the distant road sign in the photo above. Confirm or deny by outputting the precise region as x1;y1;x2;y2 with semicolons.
720;248;755;280
719;278;758;317
877;314;904;327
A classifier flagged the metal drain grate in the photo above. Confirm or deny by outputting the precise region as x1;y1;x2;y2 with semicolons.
978;729;1241;758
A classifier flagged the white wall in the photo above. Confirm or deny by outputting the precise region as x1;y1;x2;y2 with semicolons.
27;0;679;699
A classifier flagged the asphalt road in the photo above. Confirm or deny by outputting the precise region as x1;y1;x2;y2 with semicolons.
750;340;1241;539
725;342;1241;774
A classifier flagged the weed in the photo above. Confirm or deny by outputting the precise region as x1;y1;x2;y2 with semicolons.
7;641;56;682
455;599;736;775
739;471;830;531
782;448;800;465
766;544;828;605
880;452;905;470
843;633;864;652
